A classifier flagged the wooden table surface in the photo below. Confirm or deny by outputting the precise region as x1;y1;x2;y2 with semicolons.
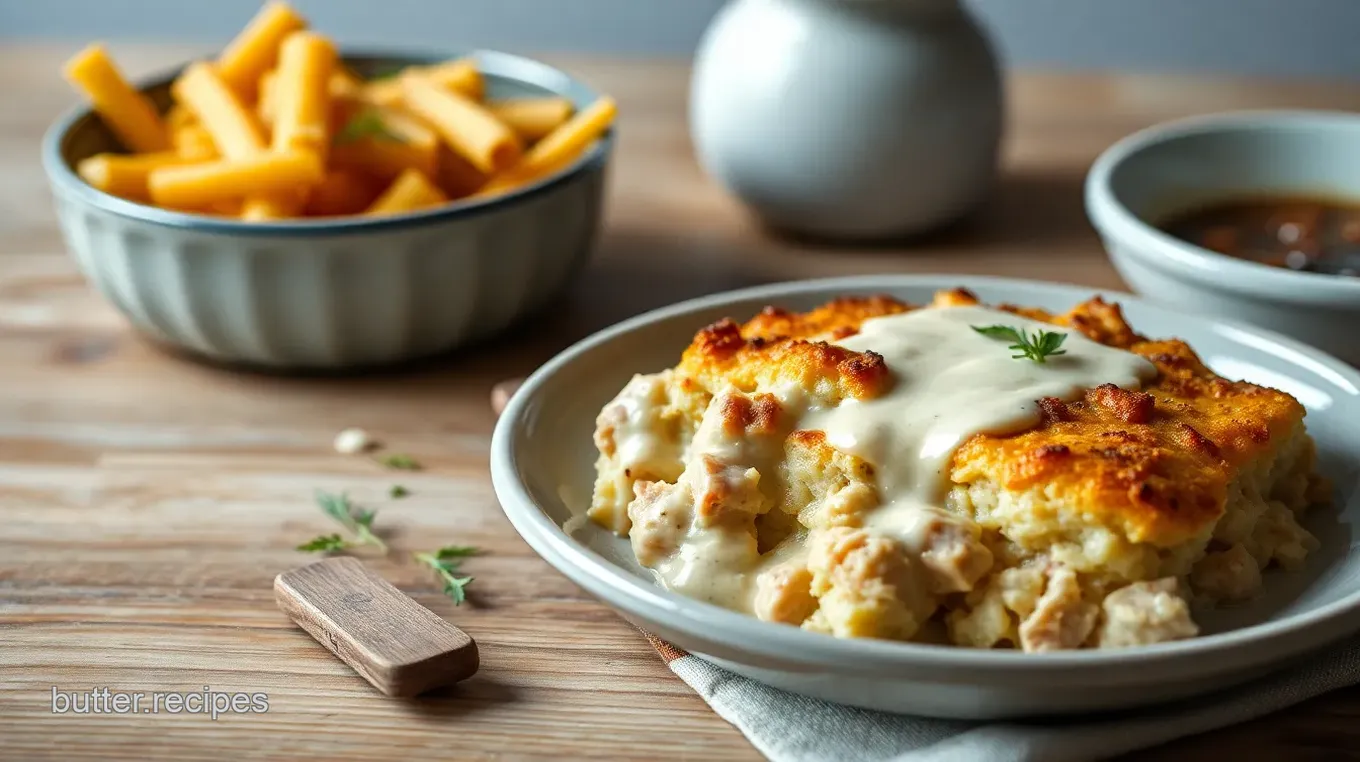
5;43;1360;761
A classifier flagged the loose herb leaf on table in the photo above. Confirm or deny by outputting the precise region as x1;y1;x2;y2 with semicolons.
414;546;480;605
297;491;388;553
377;453;422;471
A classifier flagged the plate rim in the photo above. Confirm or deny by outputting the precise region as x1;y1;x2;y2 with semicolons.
491;274;1360;678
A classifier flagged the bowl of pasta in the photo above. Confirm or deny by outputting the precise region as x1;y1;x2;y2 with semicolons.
42;3;616;369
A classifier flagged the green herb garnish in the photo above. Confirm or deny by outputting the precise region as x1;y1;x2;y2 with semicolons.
971;325;1069;364
296;491;388;553
334;110;403;144
389;484;410;499
377;453;422;471
414;546;479;605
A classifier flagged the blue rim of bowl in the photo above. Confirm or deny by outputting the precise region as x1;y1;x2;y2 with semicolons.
492;274;1360;678
41;48;613;238
1086;109;1360;306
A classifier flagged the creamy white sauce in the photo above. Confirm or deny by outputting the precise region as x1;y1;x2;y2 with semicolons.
611;373;681;474
803;305;1158;532
616;303;1159;621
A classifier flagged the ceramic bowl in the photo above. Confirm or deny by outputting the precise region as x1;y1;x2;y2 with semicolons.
492;274;1360;720
1086;110;1360;365
42;50;611;370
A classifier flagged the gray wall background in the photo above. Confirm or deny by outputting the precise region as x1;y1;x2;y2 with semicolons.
3;0;1358;80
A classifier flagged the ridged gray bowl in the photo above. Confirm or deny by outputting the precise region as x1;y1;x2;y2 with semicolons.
43;50;611;369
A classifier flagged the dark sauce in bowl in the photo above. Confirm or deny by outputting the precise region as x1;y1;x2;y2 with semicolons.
1160;196;1360;277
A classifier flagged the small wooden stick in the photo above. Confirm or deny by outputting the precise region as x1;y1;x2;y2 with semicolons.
491;378;524;417
275;556;478;697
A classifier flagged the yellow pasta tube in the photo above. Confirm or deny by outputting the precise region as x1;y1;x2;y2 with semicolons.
305;169;380;216
149;151;323;209
172;62;267;159
328;105;440;179
477;97;616;196
400;77;522;174
257;69;278;126
520;96;616;174
488;97;573;143
241;193;305;220
331;135;438;181
76;151;202;200
62;44;170;153
172;123;219;160
271;32;337;159
360;77;405;108
422;59;483;100
166;104;197;130
215;0;308;101
435;145;488;199
330;70;364;100
365;168;448;216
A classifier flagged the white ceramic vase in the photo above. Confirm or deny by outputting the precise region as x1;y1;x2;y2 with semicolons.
691;0;1003;241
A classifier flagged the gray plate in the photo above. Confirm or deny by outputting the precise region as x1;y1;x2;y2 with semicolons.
491;275;1360;719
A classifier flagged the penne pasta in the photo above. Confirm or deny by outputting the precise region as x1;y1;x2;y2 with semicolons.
172;62;267;159
166;104;198;130
365;168;448;216
357;59;482;109
257;69;278;126
400;77;522;174
434;145;488;199
422;59;483;100
477;96;616;196
77;151;203;200
359;76;405;108
62;10;614;221
329;70;364;101
62;44;170;153
149;151;324;209
271;32;338;159
331;134;439;181
172;123;220;160
328;105;441;179
241;193;306;220
208;199;246;217
520;96;616;174
215;0;308;101
488;97;574;143
305;169;381;216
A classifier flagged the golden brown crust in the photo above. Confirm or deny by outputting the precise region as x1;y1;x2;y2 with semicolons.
952;308;1307;547
741;295;912;341
677;299;906;404
594;288;1322;649
679;290;1311;548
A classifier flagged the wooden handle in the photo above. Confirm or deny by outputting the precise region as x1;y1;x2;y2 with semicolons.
274;556;478;697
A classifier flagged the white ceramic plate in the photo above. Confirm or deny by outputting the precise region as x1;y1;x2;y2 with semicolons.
491;275;1360;720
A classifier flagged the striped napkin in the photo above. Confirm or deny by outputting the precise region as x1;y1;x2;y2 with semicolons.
491;378;1356;761
644;633;1360;762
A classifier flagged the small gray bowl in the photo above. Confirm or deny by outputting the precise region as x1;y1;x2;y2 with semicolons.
43;50;612;370
1086;110;1360;365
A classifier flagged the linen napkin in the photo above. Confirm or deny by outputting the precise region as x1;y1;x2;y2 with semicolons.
644;633;1360;762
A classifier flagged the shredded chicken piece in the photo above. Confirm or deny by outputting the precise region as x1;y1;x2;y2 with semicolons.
754;563;819;625
1097;578;1199;648
1018;567;1098;652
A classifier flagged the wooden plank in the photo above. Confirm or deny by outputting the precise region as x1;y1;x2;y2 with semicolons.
275;557;480;697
